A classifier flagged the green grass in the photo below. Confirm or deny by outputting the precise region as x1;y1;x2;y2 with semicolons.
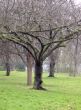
0;71;81;110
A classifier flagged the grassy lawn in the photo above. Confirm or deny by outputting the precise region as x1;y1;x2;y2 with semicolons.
0;71;81;110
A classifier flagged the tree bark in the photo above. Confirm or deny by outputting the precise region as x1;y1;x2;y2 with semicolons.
48;50;59;77
49;60;55;77
27;64;32;85
5;52;11;76
26;53;33;85
34;61;45;90
49;53;55;77
6;62;10;76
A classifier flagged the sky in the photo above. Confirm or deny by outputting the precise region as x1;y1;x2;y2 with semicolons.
74;0;81;5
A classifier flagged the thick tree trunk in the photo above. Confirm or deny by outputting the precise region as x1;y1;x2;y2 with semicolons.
6;62;10;76
49;60;55;77
34;61;45;90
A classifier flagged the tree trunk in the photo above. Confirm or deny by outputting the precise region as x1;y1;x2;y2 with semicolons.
6;62;10;76
49;60;55;77
48;50;59;77
26;53;33;85
34;61;45;90
27;62;32;85
49;53;55;77
5;53;10;76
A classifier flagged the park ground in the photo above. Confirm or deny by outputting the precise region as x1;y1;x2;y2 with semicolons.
0;71;81;110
